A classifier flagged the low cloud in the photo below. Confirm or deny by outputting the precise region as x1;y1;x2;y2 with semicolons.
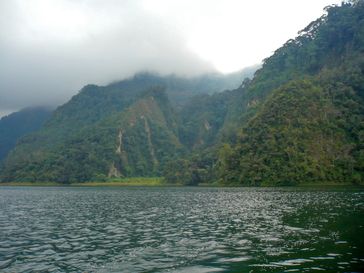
0;0;342;114
0;0;214;112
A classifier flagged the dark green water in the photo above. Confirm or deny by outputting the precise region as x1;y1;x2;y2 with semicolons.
0;186;363;272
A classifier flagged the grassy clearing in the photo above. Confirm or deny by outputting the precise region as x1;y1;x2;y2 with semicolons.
72;177;167;186
0;177;183;187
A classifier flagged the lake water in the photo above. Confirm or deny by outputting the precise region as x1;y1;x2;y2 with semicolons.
0;186;363;272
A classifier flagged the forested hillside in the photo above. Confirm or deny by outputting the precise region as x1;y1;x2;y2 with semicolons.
164;0;364;186
1;88;184;182
0;107;52;162
1;1;363;185
0;71;246;182
215;1;364;185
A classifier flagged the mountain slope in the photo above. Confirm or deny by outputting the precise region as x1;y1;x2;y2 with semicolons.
38;71;252;144
0;107;52;162
2;2;363;185
162;1;364;186
0;69;253;183
216;1;364;185
1;88;183;182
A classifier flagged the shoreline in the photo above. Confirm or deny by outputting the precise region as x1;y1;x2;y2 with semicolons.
0;177;167;187
0;180;362;188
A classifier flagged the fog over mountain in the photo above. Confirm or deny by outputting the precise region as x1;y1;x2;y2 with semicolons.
0;0;341;115
0;1;214;114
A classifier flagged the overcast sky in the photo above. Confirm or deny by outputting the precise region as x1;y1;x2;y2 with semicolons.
0;0;342;116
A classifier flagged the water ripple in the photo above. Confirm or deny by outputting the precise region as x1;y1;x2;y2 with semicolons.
0;186;363;272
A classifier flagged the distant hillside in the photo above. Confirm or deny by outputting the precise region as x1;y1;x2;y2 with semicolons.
1;88;182;182
163;1;364;186
215;1;364;185
0;68;253;183
109;68;257;108
0;107;52;162
2;1;363;186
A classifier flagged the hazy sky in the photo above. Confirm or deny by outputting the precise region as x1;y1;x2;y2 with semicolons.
0;0;342;116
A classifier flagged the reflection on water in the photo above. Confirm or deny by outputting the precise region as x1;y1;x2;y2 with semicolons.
0;186;363;272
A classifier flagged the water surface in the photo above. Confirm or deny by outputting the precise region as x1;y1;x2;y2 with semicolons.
0;186;363;272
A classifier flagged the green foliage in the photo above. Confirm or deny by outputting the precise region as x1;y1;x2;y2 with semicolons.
0;87;184;183
165;1;364;186
162;149;217;185
0;68;249;183
178;92;230;148
0;107;52;162
216;1;364;186
2;2;364;186
218;79;363;185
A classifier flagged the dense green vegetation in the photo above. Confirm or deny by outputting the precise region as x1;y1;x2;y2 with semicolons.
214;1;364;186
1;88;184;182
165;0;364;186
0;107;52;162
218;78;363;185
1;1;363;186
0;71;245;183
